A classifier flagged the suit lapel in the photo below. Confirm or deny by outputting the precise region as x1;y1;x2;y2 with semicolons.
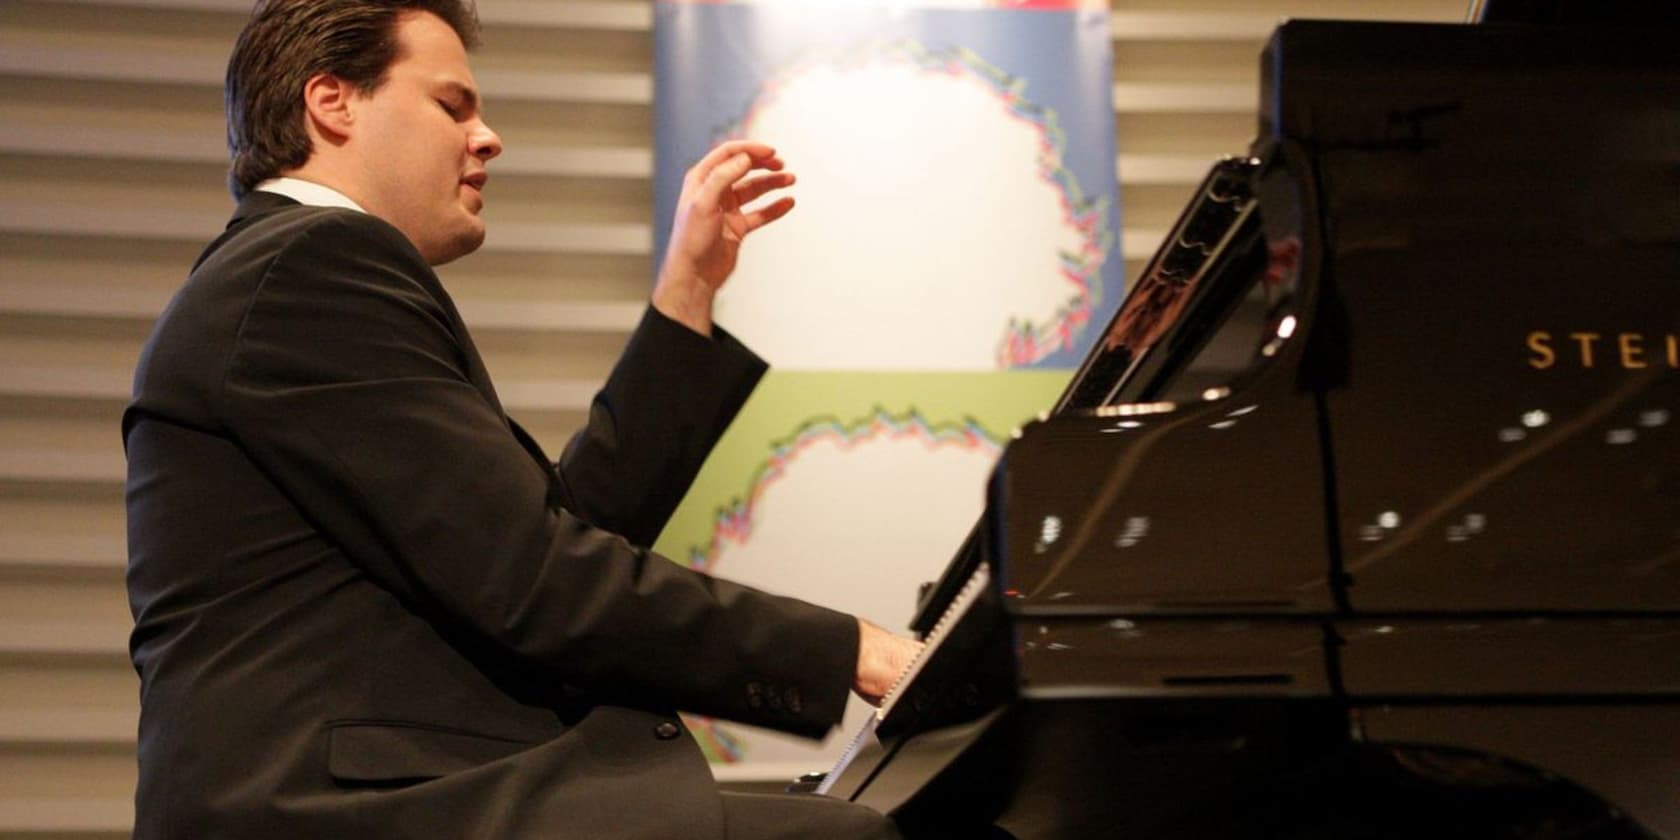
443;312;509;424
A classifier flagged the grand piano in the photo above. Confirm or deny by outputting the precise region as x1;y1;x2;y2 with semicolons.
813;9;1680;838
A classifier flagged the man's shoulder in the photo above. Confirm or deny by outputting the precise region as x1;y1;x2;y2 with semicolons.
153;202;435;358
201;200;420;277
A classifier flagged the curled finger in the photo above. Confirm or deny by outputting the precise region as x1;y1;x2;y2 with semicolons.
741;195;796;233
732;171;796;207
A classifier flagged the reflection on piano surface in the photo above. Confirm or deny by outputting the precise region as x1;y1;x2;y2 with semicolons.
813;15;1680;839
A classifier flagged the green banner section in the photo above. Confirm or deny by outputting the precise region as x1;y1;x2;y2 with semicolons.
654;370;1070;565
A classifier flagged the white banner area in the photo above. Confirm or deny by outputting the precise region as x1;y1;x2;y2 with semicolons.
653;0;1121;778
719;43;1099;370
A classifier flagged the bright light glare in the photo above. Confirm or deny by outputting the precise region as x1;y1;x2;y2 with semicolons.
1039;515;1063;545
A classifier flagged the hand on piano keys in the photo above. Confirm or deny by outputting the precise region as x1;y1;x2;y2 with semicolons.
853;618;923;706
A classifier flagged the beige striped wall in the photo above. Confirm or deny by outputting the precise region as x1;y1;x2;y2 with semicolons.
0;0;1464;835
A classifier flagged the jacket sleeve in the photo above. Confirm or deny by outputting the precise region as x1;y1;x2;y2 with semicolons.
553;305;765;548
216;211;855;737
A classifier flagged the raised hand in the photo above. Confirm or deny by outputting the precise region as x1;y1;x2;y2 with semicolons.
653;140;797;336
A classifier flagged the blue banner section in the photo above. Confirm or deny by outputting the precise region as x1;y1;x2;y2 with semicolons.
654;3;1123;369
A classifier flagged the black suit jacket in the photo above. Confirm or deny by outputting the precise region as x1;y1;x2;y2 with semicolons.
123;192;857;838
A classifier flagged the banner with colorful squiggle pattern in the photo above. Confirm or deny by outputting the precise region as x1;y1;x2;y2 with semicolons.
652;0;1121;780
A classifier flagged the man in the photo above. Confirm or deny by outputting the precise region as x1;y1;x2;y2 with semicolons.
123;1;919;836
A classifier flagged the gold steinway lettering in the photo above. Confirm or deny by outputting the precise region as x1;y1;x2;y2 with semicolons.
1570;332;1601;368
1529;331;1680;369
1526;331;1555;369
1620;333;1648;369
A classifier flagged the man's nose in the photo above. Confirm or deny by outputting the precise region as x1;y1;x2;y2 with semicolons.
470;120;503;161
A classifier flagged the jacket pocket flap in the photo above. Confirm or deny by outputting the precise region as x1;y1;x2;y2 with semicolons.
326;722;534;783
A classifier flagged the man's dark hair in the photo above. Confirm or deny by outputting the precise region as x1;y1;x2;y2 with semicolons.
225;0;481;199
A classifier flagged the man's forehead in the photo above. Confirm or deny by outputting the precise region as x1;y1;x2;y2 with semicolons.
393;10;472;63
391;10;480;93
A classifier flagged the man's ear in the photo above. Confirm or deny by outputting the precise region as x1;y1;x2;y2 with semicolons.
301;72;357;142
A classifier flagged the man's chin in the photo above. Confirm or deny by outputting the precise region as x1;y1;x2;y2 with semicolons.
427;230;484;267
426;218;487;267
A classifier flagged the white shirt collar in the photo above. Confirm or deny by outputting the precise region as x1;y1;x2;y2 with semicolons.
254;176;367;213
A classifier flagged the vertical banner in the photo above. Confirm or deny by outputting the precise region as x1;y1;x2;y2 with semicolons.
653;0;1122;780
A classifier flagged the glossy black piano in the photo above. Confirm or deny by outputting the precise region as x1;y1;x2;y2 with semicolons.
813;12;1680;839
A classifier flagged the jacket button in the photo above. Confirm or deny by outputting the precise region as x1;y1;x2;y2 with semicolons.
785;687;803;714
654;721;681;740
746;681;765;709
